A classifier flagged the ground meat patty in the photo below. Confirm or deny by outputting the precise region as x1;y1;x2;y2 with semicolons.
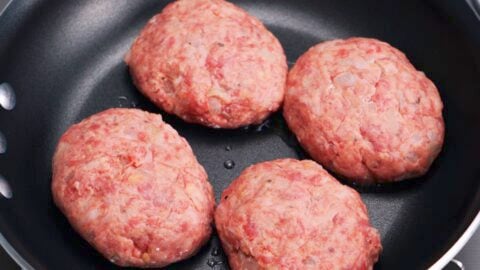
51;108;215;267
125;0;287;129
215;159;382;270
284;38;445;183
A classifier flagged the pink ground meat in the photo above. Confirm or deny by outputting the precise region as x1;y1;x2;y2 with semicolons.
215;159;382;270
284;38;445;183
126;0;287;128
52;108;215;267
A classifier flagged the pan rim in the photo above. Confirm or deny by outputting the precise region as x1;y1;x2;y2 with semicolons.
428;211;480;269
0;0;479;269
0;232;34;270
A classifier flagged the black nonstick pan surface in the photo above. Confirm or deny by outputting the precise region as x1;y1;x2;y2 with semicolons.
1;0;480;269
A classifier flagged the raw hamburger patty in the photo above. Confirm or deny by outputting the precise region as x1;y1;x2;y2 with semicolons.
284;38;445;183
215;159;382;270
125;0;287;128
52;108;215;267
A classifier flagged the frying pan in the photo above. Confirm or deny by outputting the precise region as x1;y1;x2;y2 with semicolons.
0;0;479;269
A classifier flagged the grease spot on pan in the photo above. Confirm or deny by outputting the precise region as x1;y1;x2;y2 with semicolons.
253;118;271;132
223;160;235;170
0;83;16;110
117;96;137;108
117;96;129;107
206;257;223;267
0;175;12;199
211;247;220;256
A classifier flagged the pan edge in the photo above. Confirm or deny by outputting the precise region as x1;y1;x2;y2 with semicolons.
429;211;480;270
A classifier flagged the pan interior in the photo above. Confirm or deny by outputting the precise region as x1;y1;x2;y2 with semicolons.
0;0;479;269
